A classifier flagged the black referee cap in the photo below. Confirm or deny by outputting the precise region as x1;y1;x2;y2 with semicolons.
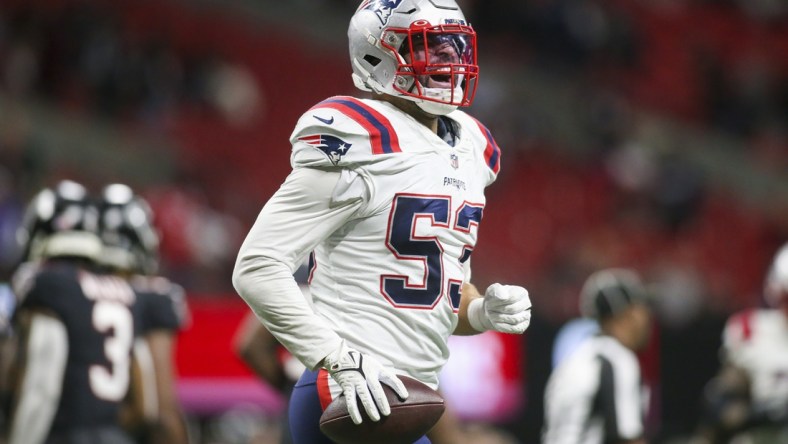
579;268;649;319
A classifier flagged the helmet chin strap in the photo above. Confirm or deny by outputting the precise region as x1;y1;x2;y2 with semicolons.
416;100;458;116
414;84;464;116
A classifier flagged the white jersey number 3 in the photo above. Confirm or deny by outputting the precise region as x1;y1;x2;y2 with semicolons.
89;301;133;401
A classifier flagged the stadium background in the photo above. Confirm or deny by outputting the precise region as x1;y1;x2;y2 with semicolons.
0;0;786;442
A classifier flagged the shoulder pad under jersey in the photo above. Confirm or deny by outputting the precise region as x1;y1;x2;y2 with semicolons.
14;262;85;317
10;261;42;304
130;275;190;330
290;95;403;168
449;110;501;181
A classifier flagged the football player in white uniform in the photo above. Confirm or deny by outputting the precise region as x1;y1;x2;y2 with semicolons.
695;243;788;444
232;1;533;443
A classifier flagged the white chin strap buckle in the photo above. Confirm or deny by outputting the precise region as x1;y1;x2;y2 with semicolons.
415;85;463;115
416;100;458;116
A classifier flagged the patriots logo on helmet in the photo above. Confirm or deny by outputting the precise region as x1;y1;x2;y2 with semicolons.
361;0;404;25
299;134;352;165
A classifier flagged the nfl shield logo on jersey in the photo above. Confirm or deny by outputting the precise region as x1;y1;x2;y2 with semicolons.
450;153;459;169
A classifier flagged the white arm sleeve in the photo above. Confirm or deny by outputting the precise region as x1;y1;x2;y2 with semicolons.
9;313;68;444
232;167;366;370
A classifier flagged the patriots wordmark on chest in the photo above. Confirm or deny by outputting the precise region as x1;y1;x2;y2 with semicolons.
443;176;466;190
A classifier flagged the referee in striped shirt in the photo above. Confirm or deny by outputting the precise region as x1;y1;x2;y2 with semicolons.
543;269;653;444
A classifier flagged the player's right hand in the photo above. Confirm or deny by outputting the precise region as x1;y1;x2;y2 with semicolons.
323;342;409;425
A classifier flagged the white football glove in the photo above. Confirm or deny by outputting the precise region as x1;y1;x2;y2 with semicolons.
322;342;409;425
468;283;532;334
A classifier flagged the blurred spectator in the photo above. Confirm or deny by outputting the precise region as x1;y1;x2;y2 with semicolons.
146;182;244;293
1;1;261;126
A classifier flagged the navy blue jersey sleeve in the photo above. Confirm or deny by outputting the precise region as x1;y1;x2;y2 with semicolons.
131;276;188;334
142;291;181;332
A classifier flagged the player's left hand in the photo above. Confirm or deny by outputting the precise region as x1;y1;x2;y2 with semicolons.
469;283;532;334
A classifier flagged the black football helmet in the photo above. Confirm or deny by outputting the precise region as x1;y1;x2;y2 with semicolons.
17;180;103;262
579;268;649;319
98;184;160;275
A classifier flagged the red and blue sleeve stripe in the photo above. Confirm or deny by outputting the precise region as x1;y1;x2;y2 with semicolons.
470;117;501;174
310;96;401;155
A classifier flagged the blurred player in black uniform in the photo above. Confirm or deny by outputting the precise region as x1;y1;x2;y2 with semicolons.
97;183;190;444
6;180;140;444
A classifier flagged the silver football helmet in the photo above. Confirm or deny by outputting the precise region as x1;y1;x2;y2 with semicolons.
17;180;103;262
765;243;788;308
348;0;479;116
98;183;160;275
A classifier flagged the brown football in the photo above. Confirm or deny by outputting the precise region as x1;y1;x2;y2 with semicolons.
319;376;445;444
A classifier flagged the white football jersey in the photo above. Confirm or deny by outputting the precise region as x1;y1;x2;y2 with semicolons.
722;308;788;416
288;96;500;387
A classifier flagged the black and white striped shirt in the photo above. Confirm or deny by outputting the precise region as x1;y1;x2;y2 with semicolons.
543;334;647;444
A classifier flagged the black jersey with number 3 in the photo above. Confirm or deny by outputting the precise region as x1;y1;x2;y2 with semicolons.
16;260;141;433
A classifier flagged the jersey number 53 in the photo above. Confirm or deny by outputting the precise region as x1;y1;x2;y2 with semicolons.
382;193;483;311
